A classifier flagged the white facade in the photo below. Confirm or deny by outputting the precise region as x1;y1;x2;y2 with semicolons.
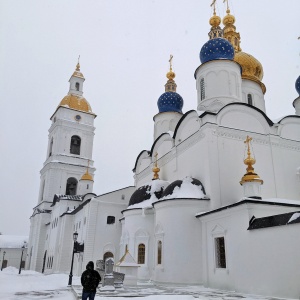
27;9;300;300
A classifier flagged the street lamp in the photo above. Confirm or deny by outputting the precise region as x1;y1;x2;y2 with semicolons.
19;241;27;274
1;251;6;271
68;232;78;286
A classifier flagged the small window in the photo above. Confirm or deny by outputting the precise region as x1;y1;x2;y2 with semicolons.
215;237;226;268
107;216;115;224
247;94;253;106
87;184;89;189
66;177;78;195
49;137;53;157
138;244;145;264
70;135;81;155
75;82;80;91
200;78;205;100
84;217;86;225
121;194;125;200
157;241;162;265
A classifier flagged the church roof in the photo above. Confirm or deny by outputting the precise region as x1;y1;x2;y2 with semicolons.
196;198;300;219
51;194;83;207
248;211;300;230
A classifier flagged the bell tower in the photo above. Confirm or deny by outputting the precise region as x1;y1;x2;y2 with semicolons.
27;63;96;271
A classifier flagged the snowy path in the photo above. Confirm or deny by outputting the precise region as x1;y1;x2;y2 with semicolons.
0;267;287;300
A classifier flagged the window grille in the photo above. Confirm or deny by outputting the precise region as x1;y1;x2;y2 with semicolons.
200;78;205;100
215;237;226;268
157;241;162;265
138;244;145;264
247;94;253;106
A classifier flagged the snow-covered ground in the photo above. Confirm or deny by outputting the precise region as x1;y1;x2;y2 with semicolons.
0;267;287;300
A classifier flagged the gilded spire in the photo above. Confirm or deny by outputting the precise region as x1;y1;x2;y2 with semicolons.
152;152;160;180
222;0;241;52
81;160;93;181
208;0;223;39
165;55;177;92
240;136;263;185
72;56;84;79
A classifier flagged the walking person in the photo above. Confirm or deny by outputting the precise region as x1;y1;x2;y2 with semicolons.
81;261;101;300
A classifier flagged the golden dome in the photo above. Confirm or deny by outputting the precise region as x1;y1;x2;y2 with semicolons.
223;9;235;26
234;52;266;93
59;94;92;113
81;170;93;181
209;13;221;28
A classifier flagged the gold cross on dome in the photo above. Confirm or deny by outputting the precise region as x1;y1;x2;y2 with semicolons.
223;0;229;10
244;136;252;156
169;54;173;71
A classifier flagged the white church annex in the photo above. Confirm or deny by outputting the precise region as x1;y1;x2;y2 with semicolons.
26;2;300;299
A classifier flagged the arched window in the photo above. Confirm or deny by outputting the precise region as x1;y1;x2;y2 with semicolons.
103;252;114;262
200;78;205;101
247;94;253;106
49;137;53;157
66;177;78;195
157;241;162;265
75;82;80;91
138;244;145;264
70;135;81;155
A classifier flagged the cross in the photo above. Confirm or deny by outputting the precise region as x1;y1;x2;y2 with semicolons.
223;0;229;10
244;136;252;156
154;152;158;168
76;55;81;71
169;55;173;71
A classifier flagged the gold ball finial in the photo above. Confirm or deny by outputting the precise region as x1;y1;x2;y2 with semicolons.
209;13;221;27
223;8;235;26
166;70;176;80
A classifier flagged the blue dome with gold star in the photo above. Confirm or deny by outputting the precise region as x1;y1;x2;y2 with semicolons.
296;76;300;95
157;92;183;113
200;38;234;64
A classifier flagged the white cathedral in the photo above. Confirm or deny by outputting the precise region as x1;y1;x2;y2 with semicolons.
26;4;300;299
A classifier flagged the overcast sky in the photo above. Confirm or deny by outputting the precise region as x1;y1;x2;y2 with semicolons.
1;0;299;235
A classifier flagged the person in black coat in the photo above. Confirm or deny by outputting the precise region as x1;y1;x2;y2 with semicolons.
81;261;101;300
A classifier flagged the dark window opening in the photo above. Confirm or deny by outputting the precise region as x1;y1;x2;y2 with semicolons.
75;82;80;91
138;244;145;264
49;138;53;157
66;177;78;195
107;216;115;224
200;78;205;100
157;241;162;265
247;94;253;106
215;237;226;268
70;135;81;155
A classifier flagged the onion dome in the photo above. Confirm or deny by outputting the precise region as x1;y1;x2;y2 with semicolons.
128;180;169;207
295;76;300;95
234;52;266;93
161;177;206;199
157;55;184;113
80;160;93;181
80;170;93;181
200;38;235;64
240;136;263;185
59;94;92;113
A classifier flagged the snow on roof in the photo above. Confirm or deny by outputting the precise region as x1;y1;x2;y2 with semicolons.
288;212;300;223
0;235;28;248
116;250;139;267
244;197;300;206
127;180;169;210
160;177;206;200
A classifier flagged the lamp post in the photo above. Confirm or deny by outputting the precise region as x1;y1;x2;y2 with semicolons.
19;241;27;274
1;251;6;271
68;232;78;286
